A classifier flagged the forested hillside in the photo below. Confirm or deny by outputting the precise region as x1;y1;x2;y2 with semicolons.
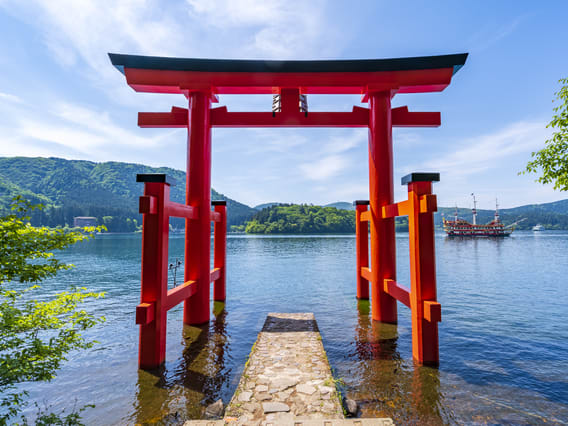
245;204;355;233
2;157;567;233
321;199;568;230
244;204;411;234
0;157;257;232
244;200;568;234
435;202;568;230
323;202;355;211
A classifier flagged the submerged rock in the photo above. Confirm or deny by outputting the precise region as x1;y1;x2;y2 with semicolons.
161;411;182;425
204;399;224;418
343;397;359;417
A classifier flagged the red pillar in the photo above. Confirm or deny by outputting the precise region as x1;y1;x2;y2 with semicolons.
355;201;369;299
407;178;439;364
213;201;227;301
184;91;212;325
138;179;170;368
368;91;397;323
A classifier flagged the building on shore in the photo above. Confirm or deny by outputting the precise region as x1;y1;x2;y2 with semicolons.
73;216;97;227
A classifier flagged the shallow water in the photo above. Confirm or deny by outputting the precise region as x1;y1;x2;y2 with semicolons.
16;232;568;424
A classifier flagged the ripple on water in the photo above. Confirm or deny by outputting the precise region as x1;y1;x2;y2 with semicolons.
11;232;568;425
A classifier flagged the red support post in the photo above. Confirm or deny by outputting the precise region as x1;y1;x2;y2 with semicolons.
137;177;170;369
355;201;369;299
405;173;440;365
114;53;468;370
368;91;397;323
213;201;227;301
184;91;213;325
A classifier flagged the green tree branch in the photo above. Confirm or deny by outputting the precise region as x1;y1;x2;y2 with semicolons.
0;197;105;425
522;78;568;190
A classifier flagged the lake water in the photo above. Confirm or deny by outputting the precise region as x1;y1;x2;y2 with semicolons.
17;232;568;425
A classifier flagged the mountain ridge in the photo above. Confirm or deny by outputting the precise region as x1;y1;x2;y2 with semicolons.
322;199;568;215
0;156;257;231
2;156;567;232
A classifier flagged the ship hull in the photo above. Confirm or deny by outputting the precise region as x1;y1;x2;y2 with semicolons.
443;219;514;237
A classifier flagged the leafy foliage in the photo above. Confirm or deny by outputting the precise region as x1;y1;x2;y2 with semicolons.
245;204;355;234
31;402;94;426
0;197;105;424
245;201;568;234
523;78;568;190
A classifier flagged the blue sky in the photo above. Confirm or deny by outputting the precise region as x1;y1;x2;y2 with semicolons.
0;1;567;209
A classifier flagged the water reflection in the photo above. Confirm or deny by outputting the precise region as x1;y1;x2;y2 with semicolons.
32;233;568;424
354;300;401;362
348;300;448;424
132;302;231;424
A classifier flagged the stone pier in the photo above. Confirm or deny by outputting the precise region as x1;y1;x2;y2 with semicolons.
187;313;393;425
225;313;343;424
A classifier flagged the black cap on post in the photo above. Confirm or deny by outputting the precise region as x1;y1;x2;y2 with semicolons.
401;172;440;186
211;200;227;206
136;173;176;186
353;200;370;206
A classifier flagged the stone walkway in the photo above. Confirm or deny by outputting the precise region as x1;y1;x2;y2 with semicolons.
213;313;394;426
186;420;393;426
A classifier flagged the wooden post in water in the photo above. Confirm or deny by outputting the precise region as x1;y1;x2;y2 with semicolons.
405;173;441;365
368;91;398;323
110;52;468;368
136;175;171;369
184;91;213;325
355;200;370;299
213;201;227;301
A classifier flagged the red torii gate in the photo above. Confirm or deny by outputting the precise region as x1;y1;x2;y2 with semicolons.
109;52;467;369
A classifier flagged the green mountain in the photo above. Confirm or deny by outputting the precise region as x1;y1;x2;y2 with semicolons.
435;199;568;230
254;202;281;210
323;202;355;211
245;203;411;234
0;157;257;231
499;199;568;215
245;204;355;234
244;199;568;234
2;156;567;233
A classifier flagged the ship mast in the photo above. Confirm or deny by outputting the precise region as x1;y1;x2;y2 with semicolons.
471;193;477;225
494;198;500;223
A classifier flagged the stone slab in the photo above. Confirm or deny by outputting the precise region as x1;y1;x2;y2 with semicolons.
213;313;394;426
184;419;394;425
224;313;344;423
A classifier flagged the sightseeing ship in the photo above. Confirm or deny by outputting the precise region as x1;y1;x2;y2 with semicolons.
442;194;518;237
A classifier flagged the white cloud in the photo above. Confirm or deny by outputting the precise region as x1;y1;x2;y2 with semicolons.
50;102;169;149
0;0;191;105
0;137;87;160
0;99;181;162
468;15;527;53
187;0;284;26
0;92;23;104
300;154;348;180
324;130;366;154
296;130;364;181
405;121;549;179
186;0;334;59
330;182;369;201
0;0;344;116
397;120;557;208
394;130;422;146
2;0;338;85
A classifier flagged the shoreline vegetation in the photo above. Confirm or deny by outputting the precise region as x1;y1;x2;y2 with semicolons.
1;157;568;234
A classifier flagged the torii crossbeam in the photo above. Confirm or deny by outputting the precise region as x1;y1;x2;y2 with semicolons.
109;52;467;368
